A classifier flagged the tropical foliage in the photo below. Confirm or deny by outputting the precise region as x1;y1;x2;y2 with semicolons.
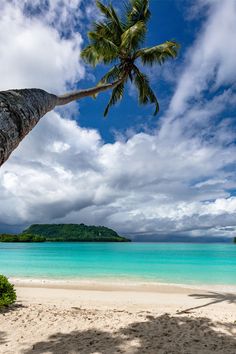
81;0;179;116
22;224;130;242
0;233;46;242
0;275;16;309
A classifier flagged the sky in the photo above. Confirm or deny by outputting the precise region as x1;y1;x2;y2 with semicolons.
0;0;236;241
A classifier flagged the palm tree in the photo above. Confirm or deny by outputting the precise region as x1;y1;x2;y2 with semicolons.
0;0;179;167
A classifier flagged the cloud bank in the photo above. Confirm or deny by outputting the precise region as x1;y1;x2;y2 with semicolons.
0;0;236;239
0;0;84;91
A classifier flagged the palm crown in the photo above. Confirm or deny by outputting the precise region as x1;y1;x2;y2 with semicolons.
81;0;179;116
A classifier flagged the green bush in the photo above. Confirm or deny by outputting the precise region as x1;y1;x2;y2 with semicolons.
0;275;16;308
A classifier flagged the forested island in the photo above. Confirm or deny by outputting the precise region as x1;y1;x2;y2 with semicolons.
0;224;130;242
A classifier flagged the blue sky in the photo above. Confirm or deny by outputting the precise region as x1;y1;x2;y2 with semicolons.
0;0;236;240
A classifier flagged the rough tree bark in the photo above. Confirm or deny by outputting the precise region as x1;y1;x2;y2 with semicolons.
0;79;122;167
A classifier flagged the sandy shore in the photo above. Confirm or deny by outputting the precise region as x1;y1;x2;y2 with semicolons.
0;279;236;354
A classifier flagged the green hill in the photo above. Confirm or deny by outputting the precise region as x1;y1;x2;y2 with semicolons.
22;224;130;242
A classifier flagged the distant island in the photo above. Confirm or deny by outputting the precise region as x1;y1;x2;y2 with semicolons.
0;224;130;242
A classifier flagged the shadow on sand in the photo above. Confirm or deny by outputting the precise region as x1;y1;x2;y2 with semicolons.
0;303;26;315
177;292;236;314
0;331;7;345
23;313;236;354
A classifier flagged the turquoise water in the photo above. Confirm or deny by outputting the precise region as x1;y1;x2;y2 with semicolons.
0;242;236;285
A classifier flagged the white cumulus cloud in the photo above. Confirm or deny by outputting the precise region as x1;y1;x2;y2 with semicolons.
0;1;84;91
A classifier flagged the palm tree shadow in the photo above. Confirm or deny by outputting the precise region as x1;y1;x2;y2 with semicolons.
0;331;7;345
23;314;236;354
120;314;236;354
177;292;236;314
23;329;123;354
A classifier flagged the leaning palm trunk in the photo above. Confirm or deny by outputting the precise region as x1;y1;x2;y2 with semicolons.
0;79;122;166
0;89;57;166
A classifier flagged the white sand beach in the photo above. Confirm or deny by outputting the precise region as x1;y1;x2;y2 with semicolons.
0;279;236;354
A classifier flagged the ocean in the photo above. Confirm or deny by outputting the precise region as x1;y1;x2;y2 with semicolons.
0;242;236;285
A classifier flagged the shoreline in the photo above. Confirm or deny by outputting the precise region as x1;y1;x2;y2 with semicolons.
10;276;236;293
12;277;236;313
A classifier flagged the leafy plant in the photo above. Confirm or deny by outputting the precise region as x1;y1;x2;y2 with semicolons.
0;275;16;309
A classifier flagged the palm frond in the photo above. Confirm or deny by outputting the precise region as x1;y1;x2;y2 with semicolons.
80;45;101;66
136;41;179;66
87;32;119;64
92;22;114;40
126;0;150;27
96;1;123;35
104;82;125;116
98;66;123;85
121;20;146;51
96;1;113;19
90;66;122;100
133;65;159;115
92;20;121;47
110;5;124;33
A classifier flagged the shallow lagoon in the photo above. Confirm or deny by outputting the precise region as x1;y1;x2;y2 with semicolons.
0;242;236;285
